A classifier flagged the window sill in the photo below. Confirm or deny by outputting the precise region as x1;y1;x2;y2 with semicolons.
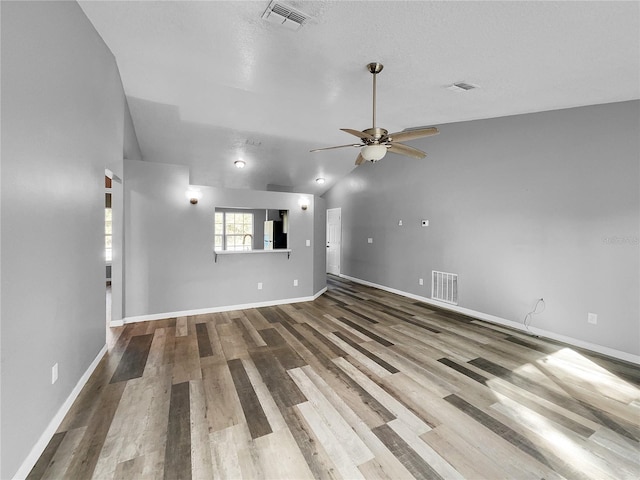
214;248;291;262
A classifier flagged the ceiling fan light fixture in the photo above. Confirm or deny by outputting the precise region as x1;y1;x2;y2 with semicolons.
361;144;387;162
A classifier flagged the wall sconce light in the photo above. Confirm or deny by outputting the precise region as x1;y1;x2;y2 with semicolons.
298;197;310;210
234;160;246;169
186;188;202;205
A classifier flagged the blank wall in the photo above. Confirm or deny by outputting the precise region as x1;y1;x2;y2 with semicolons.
323;100;639;357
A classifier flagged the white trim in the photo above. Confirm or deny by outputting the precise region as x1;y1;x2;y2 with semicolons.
121;288;328;325
313;286;328;299
340;274;640;365
12;344;108;480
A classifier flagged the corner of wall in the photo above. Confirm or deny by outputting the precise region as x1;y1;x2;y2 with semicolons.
123;98;142;162
313;195;327;294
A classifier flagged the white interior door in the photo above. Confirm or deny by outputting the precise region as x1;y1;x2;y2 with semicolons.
326;208;341;275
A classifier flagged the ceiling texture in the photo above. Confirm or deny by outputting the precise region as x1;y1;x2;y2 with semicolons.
78;1;640;194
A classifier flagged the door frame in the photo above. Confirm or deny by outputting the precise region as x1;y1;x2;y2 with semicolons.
106;169;124;326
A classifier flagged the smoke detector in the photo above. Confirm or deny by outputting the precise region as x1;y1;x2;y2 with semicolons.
262;1;308;31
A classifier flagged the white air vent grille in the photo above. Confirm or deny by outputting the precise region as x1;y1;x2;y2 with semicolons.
432;271;458;305
262;1;308;30
271;4;306;24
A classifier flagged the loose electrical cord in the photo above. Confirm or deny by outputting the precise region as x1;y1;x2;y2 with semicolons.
524;298;545;333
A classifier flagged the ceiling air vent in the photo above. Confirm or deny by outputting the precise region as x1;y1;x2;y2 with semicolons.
447;82;478;92
262;1;308;31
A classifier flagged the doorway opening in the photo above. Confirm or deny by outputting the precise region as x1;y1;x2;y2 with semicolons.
105;170;124;332
105;173;112;327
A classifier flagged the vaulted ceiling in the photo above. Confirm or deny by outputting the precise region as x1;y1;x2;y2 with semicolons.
78;1;639;194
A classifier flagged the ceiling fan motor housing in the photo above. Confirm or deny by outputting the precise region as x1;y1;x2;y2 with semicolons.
362;127;388;143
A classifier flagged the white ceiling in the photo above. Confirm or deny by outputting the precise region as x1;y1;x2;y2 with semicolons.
78;0;640;194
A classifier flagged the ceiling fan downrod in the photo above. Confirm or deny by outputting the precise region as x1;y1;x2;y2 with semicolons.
367;62;383;131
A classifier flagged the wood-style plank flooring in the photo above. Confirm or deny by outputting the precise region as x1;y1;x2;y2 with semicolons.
29;276;640;479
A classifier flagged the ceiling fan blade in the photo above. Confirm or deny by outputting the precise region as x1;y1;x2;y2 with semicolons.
355;152;365;165
387;127;439;143
387;143;427;159
341;128;375;141
310;144;361;153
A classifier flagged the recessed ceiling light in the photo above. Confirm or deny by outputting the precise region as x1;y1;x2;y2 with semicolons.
315;177;326;184
234;160;246;169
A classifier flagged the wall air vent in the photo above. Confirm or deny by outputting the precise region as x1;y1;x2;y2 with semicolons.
432;271;458;305
262;1;308;31
447;82;478;92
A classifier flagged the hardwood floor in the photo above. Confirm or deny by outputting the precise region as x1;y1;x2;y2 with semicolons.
29;276;640;479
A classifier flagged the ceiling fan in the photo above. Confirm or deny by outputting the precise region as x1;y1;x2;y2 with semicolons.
311;62;439;165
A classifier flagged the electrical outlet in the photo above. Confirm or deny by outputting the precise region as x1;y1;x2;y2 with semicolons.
52;363;58;385
257;282;263;290
587;312;597;325
293;279;298;287
367;238;373;244
419;278;424;286
398;220;403;226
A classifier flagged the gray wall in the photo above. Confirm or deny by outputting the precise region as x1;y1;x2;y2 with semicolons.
313;196;328;294
323;101;639;357
110;176;125;322
0;1;130;477
123;160;322;319
123;100;143;164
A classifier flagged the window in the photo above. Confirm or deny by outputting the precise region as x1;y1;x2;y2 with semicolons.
215;211;254;251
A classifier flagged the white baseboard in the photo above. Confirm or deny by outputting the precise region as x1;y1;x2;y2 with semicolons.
313;287;328;299
12;344;108;480
120;287;328;325
340;274;640;365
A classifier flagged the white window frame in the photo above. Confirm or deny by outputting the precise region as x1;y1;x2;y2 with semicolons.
215;211;254;251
